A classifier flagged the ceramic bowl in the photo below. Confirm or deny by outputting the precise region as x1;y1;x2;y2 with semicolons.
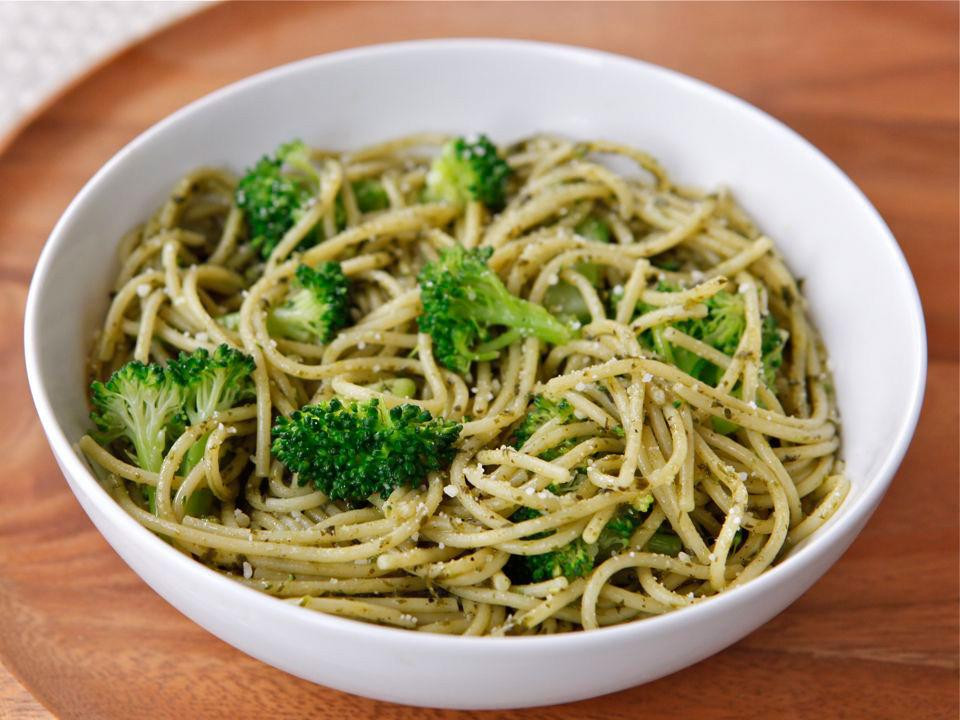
24;39;926;709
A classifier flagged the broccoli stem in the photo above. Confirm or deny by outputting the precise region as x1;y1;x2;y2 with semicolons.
575;216;611;244
184;487;215;517
650;326;676;366
181;433;209;475
482;294;574;346
473;328;523;357
368;378;418;398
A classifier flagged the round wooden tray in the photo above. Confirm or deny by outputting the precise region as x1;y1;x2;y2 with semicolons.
1;3;957;718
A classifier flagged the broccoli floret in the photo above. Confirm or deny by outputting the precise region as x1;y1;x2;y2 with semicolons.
526;537;597;582
272;398;462;502
698;291;746;355
167;344;256;473
267;263;350;344
506;499;678;582
235;140;321;258
89;347;254;517
505;506;598;583
168;344;256;424
417;246;574;374
425;135;512;210
639;288;787;388
513;395;578;461
760;313;787;386
90;361;183;474
596;505;682;559
508;504;655;583
595;507;642;560
509;505;551;537
352;179;390;213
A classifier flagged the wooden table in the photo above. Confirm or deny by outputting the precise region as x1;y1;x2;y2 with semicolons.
0;2;956;718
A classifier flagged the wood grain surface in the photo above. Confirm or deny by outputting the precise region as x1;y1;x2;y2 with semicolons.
0;2;957;718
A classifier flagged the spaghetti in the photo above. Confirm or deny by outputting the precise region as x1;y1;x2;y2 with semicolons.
81;134;847;635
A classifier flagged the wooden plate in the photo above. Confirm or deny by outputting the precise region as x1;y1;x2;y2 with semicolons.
1;3;957;718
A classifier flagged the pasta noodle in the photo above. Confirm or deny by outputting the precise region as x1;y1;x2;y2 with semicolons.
81;134;847;635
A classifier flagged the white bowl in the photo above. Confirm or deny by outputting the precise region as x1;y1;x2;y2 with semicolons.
24;40;926;709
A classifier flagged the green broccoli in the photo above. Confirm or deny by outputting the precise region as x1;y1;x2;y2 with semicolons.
271;398;462;502
366;377;418;398
525;537;597;582
639;288;787;388
506;502;682;583
644;530;683;556
544;215;611;320
513;395;578;461
266;262;350;344
417;246;574;374
425;135;512;210
595;506;681;559
651;256;681;272
352;179;390;213
90;361;184;475
505;507;597;583
167;344;256;474
235;140;322;258
594;506;643;561
759;313;787;386
574;215;611;245
90;347;255;518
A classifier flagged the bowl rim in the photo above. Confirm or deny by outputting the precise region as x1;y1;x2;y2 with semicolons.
23;38;927;650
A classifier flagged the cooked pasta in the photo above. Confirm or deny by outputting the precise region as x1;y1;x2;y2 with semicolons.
81;133;847;635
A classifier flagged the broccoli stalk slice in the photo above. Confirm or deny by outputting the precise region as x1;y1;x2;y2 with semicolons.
217;312;240;331
272;398;462;502
418;246;574;374
266;263;350;344
366;378;418;398
512;395;579;461
543;283;590;322
425;135;512;210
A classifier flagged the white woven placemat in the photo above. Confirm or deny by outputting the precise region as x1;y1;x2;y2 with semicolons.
0;0;203;139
